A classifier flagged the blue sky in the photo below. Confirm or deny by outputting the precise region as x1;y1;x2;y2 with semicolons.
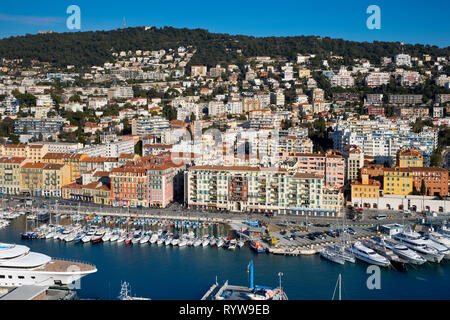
0;0;449;47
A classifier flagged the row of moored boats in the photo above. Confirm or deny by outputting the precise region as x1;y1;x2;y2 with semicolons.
21;224;246;249
320;227;450;269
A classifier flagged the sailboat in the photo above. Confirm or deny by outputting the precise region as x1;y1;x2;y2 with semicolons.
331;274;342;300
320;248;345;265
330;212;355;263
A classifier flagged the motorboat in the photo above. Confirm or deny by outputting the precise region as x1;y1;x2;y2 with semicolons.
393;232;444;263
228;239;237;250
125;235;133;245
362;239;408;271
110;232;120;242
217;238;224;248
149;234;158;244
102;231;112;242
250;240;265;253
201;238;210;247
193;238;202;247
82;229;96;243
387;242;426;265
422;237;450;260
171;236;180;246
64;232;77;243
178;238;187;247
164;236;173;246
140;233;150;244
426;232;450;249
346;242;390;267
91;229;105;244
0;242;96;287
117;233;126;243
131;232;142;244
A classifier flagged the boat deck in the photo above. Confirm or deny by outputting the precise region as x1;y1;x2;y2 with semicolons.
34;259;96;273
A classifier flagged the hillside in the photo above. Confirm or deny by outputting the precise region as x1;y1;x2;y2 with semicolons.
0;26;448;69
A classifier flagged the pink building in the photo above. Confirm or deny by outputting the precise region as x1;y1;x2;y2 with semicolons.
295;153;345;187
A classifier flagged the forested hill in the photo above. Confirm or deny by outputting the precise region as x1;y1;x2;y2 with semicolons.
0;26;448;69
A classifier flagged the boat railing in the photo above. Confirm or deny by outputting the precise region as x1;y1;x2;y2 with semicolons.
51;256;97;268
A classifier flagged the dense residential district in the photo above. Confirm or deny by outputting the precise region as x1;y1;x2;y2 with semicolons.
1;46;450;218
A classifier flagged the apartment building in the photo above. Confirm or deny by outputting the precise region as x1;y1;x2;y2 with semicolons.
20;162;71;197
131;116;170;137
185;166;342;216
388;94;423;105
351;172;381;207
191;65;207;77
0;144;48;162
383;167;413;195
294;153;345;188
342;145;364;183
365;72;390;87
397;148;423;168
0;157;31;195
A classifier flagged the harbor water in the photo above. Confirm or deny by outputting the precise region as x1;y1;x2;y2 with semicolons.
1;216;450;300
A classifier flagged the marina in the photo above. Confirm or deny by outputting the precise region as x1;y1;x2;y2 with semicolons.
1;212;450;299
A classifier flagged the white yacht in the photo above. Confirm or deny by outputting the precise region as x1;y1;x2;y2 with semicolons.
149;234;158;244
422;237;450;260
140;233;150;244
102;231;112;242
63;232;77;243
178;238;187;247
389;243;427;265
393;232;444;263
164;236;173;246
193;238;202;247
0;243;96;287
426;232;450;250
217;238;224;248
110;231;120;242
201;238;210;247
81;228;96;243
346;242;390;267
171;237;180;246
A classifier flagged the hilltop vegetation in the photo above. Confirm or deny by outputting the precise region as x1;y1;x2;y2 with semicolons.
0;26;448;69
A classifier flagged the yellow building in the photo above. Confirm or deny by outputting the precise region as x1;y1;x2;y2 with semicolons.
61;181;110;205
0;157;31;195
42;152;89;181
20;162;70;197
298;68;311;78
383;167;413;195
351;171;380;203
0;144;48;162
397;148;423;168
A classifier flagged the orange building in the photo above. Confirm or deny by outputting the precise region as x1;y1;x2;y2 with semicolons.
410;167;448;196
